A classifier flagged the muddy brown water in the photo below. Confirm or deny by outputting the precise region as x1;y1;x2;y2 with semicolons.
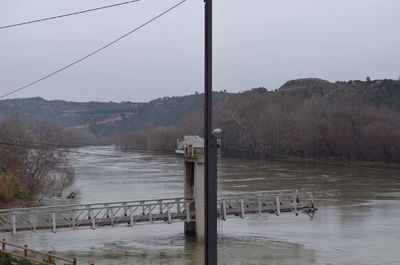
4;146;400;265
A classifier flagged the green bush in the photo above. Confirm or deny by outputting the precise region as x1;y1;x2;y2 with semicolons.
0;253;34;265
0;173;33;204
12;182;33;201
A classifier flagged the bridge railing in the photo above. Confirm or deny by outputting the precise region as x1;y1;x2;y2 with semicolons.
0;190;316;235
0;196;188;214
218;190;315;219
0;198;195;234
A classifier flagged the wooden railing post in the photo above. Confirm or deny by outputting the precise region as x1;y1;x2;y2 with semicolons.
24;244;28;260
0;239;77;265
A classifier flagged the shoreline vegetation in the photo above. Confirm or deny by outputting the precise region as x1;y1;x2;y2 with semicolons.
116;79;400;163
1;77;400;206
0;116;75;207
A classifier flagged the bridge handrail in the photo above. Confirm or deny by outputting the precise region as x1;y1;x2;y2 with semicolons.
0;191;316;235
218;190;313;199
0;196;189;214
0;190;314;215
1;199;195;216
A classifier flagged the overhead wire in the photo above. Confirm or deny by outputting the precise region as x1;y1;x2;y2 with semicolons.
0;140;124;158
0;136;174;157
0;0;188;154
0;134;106;149
0;0;188;99
0;134;173;153
0;134;144;152
0;141;173;158
0;0;141;30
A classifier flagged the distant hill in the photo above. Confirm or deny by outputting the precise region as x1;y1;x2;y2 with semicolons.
0;97;141;132
0;92;231;137
1;78;399;140
277;78;400;110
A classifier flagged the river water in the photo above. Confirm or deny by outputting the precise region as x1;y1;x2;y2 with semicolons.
4;146;400;265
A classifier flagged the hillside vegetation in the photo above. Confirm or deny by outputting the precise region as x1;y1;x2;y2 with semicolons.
0;92;229;140
1;78;400;162
117;78;400;162
215;79;400;162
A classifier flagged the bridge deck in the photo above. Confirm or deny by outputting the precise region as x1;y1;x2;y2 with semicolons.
0;191;316;234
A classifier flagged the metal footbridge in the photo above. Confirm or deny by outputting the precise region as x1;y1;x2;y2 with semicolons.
0;190;316;235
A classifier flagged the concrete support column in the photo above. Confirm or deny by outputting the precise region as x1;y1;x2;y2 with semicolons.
180;136;205;241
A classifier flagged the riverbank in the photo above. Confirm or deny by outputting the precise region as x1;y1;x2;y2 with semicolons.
118;145;400;170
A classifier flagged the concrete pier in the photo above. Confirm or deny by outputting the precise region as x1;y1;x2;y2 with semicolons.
178;136;206;241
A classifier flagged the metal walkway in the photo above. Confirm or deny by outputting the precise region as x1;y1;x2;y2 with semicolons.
0;190;316;235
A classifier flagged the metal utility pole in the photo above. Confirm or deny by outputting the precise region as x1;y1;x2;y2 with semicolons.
204;0;217;264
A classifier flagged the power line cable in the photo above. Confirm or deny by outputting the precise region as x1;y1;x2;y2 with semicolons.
0;0;141;30
0;134;174;153
0;134;104;149
0;0;187;99
0;140;124;158
0;134;140;151
0;137;173;157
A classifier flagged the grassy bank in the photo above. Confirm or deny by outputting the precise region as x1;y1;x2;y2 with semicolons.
0;253;34;265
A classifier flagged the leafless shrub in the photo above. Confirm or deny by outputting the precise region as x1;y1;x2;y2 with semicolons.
0;116;76;204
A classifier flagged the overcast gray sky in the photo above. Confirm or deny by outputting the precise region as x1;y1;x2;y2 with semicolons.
1;0;399;102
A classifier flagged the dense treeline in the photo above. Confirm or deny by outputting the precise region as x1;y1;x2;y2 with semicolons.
215;92;400;162
116;79;400;162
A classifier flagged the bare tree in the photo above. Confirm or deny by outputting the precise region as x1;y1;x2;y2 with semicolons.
0;116;76;204
112;84;400;163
